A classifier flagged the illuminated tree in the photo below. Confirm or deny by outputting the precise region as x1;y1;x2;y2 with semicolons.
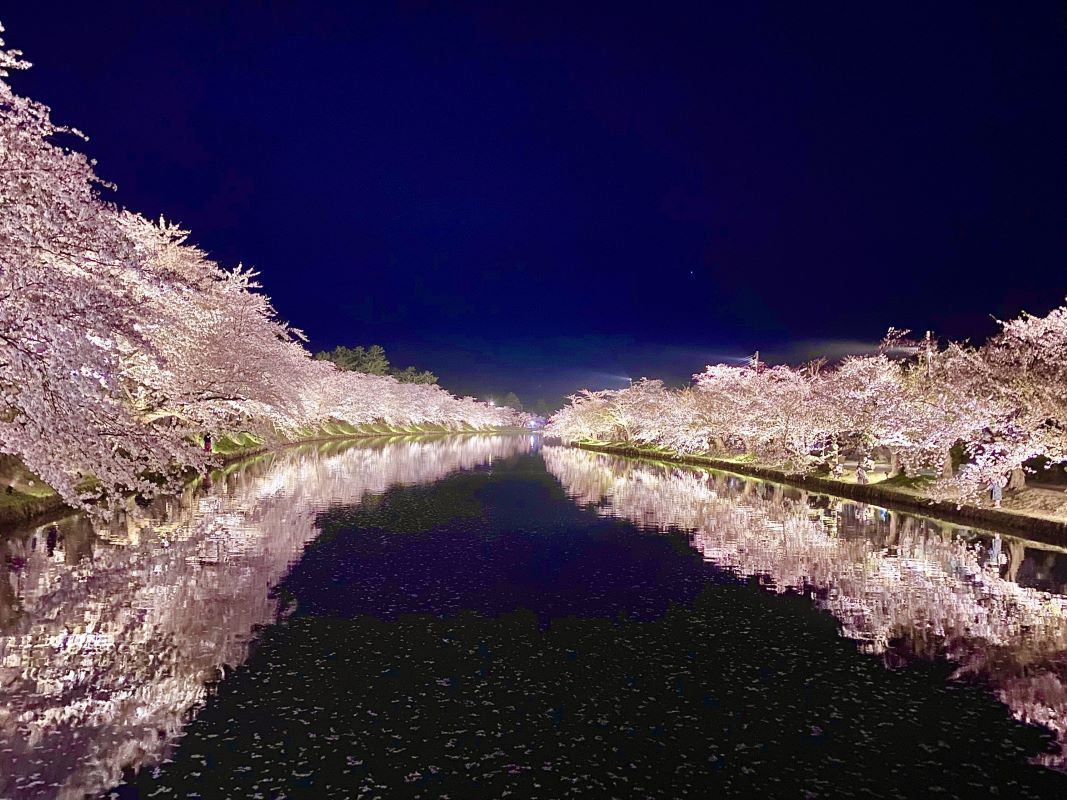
549;309;1067;501
0;29;201;505
0;26;520;511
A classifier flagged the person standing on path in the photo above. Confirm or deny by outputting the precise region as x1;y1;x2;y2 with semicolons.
991;476;1004;508
204;433;213;453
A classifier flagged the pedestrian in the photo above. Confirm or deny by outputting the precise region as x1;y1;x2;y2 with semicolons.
991;478;1003;508
855;465;868;485
203;433;213;453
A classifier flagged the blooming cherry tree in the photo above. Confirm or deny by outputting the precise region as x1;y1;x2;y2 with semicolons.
0;26;521;511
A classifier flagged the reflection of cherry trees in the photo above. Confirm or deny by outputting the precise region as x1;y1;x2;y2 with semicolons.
0;434;529;800
543;445;1067;769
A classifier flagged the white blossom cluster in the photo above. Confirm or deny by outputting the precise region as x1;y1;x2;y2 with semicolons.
0;25;522;512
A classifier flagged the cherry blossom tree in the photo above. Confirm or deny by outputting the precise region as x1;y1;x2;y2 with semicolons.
0;28;200;506
972;302;1067;489
817;355;913;475
689;364;766;454
546;389;621;443
0;24;521;512
549;309;1067;502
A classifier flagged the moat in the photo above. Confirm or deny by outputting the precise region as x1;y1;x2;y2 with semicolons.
2;435;1066;799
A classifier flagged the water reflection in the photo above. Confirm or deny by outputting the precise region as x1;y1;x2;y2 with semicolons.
0;434;531;800
542;445;1067;770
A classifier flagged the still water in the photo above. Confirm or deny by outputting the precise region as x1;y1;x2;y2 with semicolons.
2;435;1067;798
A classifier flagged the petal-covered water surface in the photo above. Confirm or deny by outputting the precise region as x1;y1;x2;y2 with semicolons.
3;435;1067;799
543;445;1067;770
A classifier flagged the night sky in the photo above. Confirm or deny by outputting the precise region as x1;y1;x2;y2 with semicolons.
5;3;1066;407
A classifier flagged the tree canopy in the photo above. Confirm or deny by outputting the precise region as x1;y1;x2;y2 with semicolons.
315;345;438;385
548;316;1067;504
0;28;519;512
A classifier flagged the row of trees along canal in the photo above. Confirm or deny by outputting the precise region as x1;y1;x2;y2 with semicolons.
0;27;522;515
547;322;1067;506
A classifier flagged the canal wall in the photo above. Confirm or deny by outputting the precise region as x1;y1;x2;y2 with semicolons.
571;441;1067;546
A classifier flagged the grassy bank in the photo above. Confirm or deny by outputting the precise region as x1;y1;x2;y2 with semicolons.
0;488;70;531
570;439;1067;546
205;423;531;461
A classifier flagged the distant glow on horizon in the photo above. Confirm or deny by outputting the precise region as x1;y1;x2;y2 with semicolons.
702;355;753;366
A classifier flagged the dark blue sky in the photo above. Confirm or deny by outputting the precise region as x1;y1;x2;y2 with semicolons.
5;3;1066;407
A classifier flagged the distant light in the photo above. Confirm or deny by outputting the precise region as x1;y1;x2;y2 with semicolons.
488;399;496;407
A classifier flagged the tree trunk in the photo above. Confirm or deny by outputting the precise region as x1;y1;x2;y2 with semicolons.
941;444;954;479
1008;467;1026;491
